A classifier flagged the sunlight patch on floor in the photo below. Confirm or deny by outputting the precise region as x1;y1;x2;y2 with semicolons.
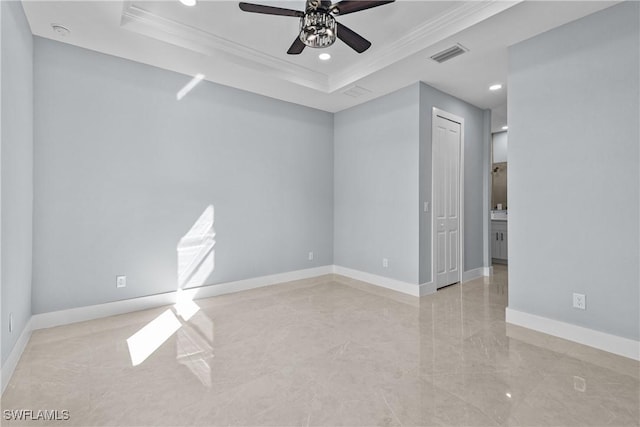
127;309;182;366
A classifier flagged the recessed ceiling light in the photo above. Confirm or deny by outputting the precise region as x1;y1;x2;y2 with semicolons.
179;0;197;6
51;24;70;37
318;53;331;61
489;84;503;91
502;125;508;130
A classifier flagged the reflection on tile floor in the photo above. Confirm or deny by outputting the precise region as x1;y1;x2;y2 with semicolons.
2;265;639;426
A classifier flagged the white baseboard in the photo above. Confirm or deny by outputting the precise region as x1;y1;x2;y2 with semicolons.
5;263;431;393
462;266;490;282
419;281;436;297
506;307;640;361
30;265;432;333
32;265;334;331
7;268;638;396
333;265;421;297
1;318;33;394
31;292;177;331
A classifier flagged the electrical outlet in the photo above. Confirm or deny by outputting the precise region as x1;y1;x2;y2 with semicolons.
382;258;389;268
573;293;586;310
9;313;13;333
116;275;127;288
308;251;314;261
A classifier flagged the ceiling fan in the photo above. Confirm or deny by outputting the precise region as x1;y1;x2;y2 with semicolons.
238;0;395;55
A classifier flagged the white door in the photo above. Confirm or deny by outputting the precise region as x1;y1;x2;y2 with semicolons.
433;114;461;288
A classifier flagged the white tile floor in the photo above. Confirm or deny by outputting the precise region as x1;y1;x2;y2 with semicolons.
2;265;639;426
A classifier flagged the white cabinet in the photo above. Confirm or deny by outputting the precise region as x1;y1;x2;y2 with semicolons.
491;220;508;263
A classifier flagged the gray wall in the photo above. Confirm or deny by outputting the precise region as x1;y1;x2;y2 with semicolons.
492;131;507;163
334;84;420;284
334;82;489;286
33;38;334;314
508;2;639;340
418;83;489;284
1;1;34;364
482;110;492;270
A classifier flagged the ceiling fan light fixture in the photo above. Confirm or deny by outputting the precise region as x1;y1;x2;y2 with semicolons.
238;0;395;54
299;11;336;48
179;0;197;7
318;53;331;60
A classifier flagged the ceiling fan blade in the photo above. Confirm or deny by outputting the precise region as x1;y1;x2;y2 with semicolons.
287;37;306;55
331;0;394;16
337;22;371;53
239;2;304;17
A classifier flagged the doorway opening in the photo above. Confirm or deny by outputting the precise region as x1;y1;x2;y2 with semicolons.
491;130;508;266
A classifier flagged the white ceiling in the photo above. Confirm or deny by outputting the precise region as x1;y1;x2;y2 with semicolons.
22;0;618;132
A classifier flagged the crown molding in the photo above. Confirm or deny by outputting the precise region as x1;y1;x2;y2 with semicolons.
120;3;330;91
328;0;520;92
120;1;519;95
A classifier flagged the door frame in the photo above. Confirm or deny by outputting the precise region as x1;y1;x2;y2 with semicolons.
431;107;465;287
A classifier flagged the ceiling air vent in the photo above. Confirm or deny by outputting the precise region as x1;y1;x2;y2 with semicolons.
430;44;468;63
342;85;372;98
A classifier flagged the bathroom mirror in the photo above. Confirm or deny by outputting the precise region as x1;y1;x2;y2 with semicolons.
491;131;508;210
491;162;507;210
